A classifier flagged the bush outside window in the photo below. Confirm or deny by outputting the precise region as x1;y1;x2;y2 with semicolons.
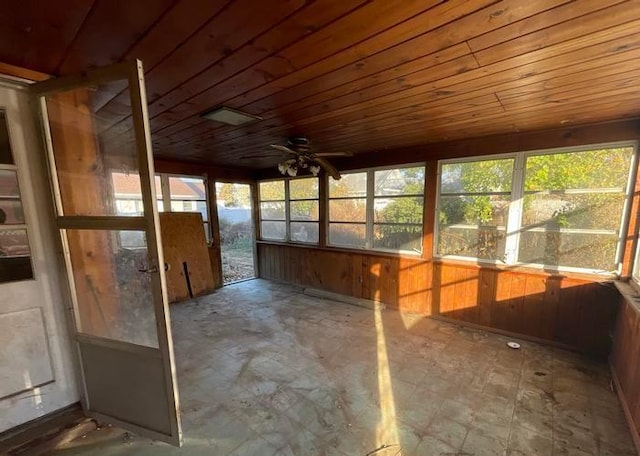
328;165;425;253
437;144;636;273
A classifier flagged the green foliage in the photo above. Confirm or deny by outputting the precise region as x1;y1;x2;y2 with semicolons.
218;183;251;207
438;147;634;269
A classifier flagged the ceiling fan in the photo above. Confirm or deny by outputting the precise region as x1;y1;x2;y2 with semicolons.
247;136;352;180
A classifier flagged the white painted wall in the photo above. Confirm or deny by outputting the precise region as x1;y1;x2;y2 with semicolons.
0;80;79;432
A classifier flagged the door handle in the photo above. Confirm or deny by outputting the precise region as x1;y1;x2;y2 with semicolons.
138;266;159;273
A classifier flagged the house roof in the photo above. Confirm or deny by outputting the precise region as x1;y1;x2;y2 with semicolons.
2;1;639;171
112;173;205;199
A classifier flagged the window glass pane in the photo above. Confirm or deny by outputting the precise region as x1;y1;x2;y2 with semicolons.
524;147;634;191
64;229;158;347
169;176;205;199
441;158;513;193
291;222;319;243
0;170;20;198
522;193;625;231
261;221;286;240
374;167;424;196
438;226;506;260
329;223;366;248
374;225;422;252
291;200;319;221
374;197;424;224
518;231;618;271
290;177;318;200
45;82;142;217
0;228;31;257
260;181;285;201
0;170;24;224
0;227;33;282
116;198;142;215
0;110;14;165
260;201;285;220
439;195;510;227
329;198;366;222
329;172;367;198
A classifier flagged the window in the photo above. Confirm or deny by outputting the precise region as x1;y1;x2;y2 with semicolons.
0;109;33;282
437;144;636;273
259;180;286;241
438;158;513;260
328;165;425;253
289;178;319;243
258;177;319;243
167;175;210;242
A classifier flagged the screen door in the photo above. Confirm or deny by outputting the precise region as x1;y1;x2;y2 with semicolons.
31;60;181;445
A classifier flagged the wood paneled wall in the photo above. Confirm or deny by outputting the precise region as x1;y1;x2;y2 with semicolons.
610;289;640;453
258;243;619;357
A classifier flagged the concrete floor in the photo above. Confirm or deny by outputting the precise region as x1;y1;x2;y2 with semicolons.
56;279;635;455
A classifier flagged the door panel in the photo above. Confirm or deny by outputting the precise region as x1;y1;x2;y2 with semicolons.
32;61;181;445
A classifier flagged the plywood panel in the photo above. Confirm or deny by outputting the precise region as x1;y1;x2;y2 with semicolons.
159;212;213;303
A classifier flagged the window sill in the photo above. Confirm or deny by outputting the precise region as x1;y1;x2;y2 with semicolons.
433;256;617;282
614;279;640;314
256;240;425;261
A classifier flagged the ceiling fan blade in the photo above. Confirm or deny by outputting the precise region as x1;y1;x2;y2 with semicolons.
314;152;354;157
270;144;299;155
314;157;341;180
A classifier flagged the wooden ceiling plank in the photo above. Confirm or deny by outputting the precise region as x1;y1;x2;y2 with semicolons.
223;0;564;112
496;67;640;101
172;29;640;152
501;84;640;111
330;96;640;151
0;0;94;74
151;3;624;151
87;0;231;115
166;52;479;145
124;0;231;71
56;0;177;74
473;0;640;66
145;0;457;132
94;0;310;129
106;0;577;154
152;2;557;145
141;0;308;101
468;0;627;52
145;0;372;119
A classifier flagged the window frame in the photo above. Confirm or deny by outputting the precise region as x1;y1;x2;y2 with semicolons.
0;107;35;283
160;173;211;242
326;162;426;255
258;176;320;245
435;141;638;276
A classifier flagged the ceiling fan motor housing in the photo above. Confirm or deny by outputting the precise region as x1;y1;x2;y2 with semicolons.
287;136;311;152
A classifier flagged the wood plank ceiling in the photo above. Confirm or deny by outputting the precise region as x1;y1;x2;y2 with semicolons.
1;0;640;170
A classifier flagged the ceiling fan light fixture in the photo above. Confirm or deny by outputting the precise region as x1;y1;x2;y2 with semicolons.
309;164;321;176
201;106;262;126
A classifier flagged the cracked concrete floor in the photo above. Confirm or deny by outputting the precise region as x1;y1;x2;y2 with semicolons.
54;279;635;455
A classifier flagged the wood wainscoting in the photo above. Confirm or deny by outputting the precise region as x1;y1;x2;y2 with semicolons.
258;243;620;357
610;285;640;453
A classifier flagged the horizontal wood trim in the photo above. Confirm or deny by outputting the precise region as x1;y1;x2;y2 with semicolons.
154;159;254;182
0;61;50;82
